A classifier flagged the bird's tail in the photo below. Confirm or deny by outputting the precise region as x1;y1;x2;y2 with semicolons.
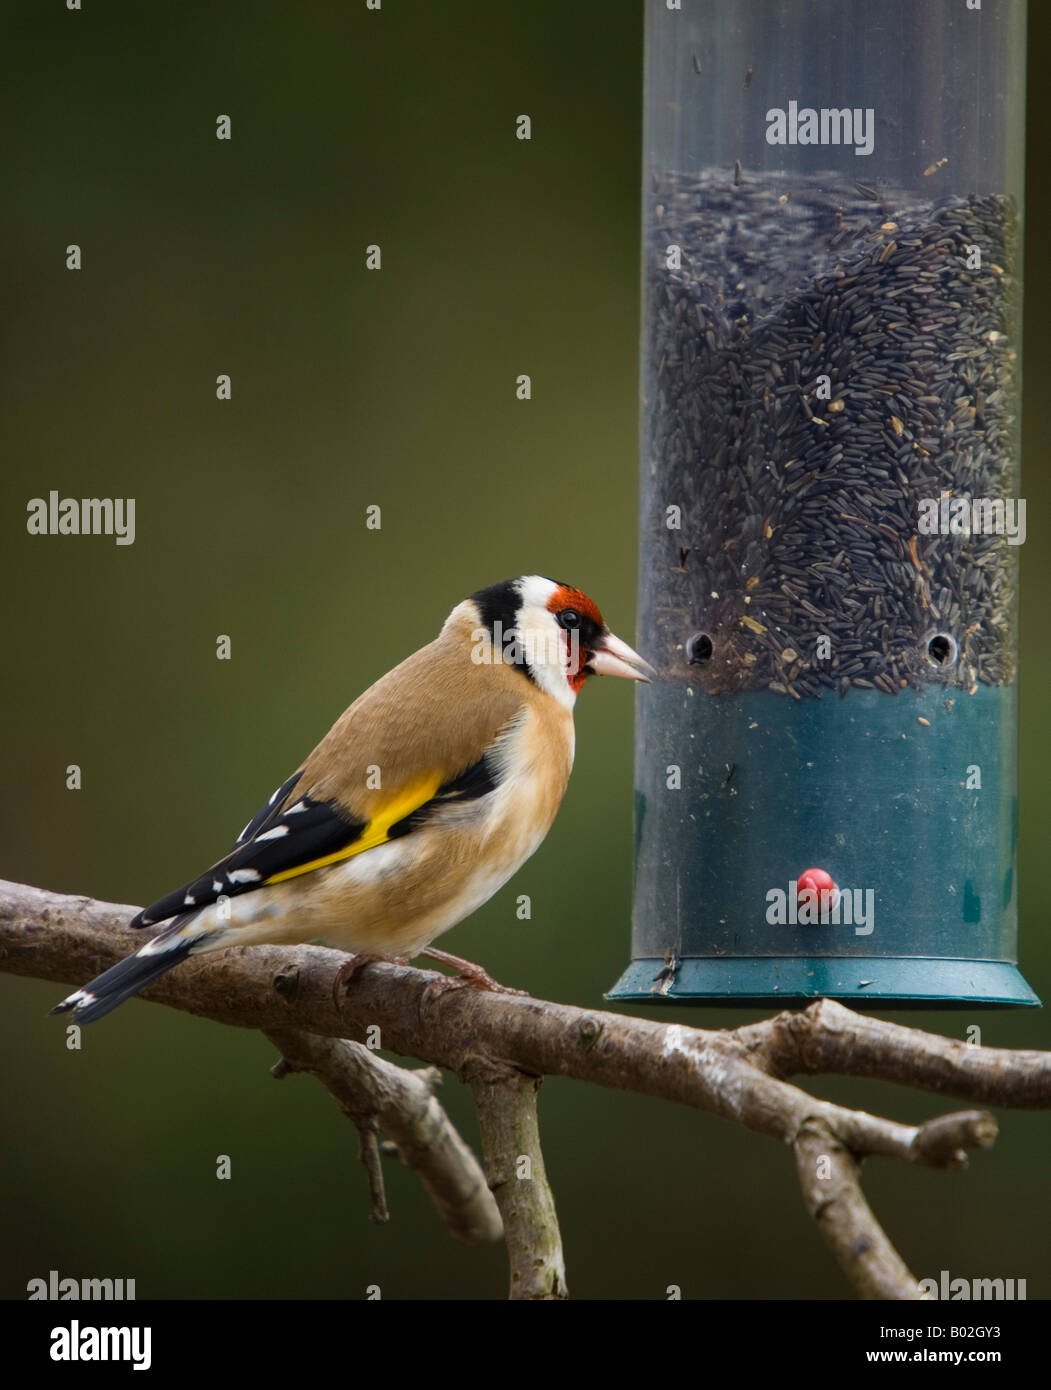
51;913;203;1025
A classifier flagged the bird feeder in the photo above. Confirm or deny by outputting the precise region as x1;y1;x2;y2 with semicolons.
609;0;1038;1006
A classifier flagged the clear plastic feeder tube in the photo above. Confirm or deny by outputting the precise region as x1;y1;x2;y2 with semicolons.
611;0;1036;1006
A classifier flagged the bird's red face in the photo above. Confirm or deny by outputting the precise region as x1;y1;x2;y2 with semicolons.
545;583;654;694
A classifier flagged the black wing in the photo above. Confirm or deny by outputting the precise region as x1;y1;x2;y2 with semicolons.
130;773;365;927
130;752;502;929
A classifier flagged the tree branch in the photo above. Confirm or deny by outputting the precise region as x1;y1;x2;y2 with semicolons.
3;879;1048;1299
740;1002;1051;1108
465;1059;567;1299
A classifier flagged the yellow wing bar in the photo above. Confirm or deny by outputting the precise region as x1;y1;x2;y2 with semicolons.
263;773;442;886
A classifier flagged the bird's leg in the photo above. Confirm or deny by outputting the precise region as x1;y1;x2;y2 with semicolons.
418;947;528;997
331;952;409;1008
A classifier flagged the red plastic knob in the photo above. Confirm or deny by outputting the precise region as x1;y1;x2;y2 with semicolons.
796;868;839;913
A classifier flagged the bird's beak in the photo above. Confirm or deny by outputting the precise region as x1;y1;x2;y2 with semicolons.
587;630;656;683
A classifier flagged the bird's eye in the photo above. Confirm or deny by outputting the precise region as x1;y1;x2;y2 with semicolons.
557;608;581;630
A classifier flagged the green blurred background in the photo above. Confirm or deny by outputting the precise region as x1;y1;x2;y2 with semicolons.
2;0;1048;1299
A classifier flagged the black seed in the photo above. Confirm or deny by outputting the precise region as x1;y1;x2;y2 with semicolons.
644;170;1018;697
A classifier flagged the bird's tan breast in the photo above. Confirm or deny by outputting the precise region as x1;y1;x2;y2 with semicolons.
503;691;575;840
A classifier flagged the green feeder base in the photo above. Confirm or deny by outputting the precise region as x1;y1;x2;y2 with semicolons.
606;956;1041;1009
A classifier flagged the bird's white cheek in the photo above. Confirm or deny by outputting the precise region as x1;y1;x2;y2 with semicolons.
530;647;578;710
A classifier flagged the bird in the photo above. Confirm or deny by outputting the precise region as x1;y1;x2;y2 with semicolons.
53;575;653;1024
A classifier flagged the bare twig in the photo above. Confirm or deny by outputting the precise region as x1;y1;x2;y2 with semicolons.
264;1026;501;1244
911;1110;998;1169
794;1119;924;1300
2;879;1048;1299
356;1123;389;1224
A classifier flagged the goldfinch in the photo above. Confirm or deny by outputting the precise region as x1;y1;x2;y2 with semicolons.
54;576;653;1023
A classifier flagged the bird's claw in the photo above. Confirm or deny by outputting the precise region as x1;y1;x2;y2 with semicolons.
453;965;529;996
418;945;527;997
331;953;408;1009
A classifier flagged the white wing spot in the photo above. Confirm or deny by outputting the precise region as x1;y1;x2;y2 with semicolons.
212;879;223;893
256;825;289;841
183;893;196;907
227;868;261;884
285;801;308;815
